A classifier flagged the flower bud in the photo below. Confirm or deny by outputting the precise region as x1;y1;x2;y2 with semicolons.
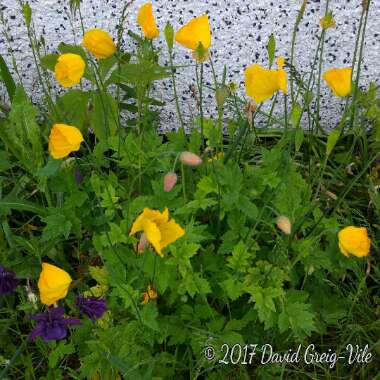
276;216;292;235
137;233;149;253
164;172;177;192
164;22;174;52
179;151;203;167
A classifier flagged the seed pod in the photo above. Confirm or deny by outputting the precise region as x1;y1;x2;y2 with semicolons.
179;151;203;167
164;172;177;192
276;215;292;235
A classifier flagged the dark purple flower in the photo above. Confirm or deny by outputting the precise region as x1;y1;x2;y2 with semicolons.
76;295;107;322
0;265;18;295
29;307;81;343
74;168;83;185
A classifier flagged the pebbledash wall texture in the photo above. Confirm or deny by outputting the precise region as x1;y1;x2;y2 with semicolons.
0;0;379;130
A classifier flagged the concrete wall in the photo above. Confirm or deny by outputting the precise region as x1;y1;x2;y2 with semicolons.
0;0;379;129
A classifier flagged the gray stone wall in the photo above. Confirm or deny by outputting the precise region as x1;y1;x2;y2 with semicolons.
0;0;379;129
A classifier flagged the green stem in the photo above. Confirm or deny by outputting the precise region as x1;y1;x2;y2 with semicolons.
349;1;370;131
169;51;185;131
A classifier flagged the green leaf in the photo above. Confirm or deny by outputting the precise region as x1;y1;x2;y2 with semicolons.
58;42;87;61
248;286;283;329
278;301;317;339
0;197;47;216
294;128;304;152
227;241;252;273
326;129;341;156
40;54;59;71
0;55;16;101
57;90;89;130
41;213;72;242
112;62;171;86
36;157;62;177
267;34;276;67
90;91;118;141
290;102;303;128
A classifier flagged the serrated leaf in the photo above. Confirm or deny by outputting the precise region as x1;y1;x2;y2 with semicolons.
278;301;317;339
227;241;252;273
41;213;72;242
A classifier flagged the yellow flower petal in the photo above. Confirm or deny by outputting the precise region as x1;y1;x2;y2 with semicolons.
338;226;371;258
137;3;160;39
245;64;287;103
130;208;184;256
48;124;84;159
158;219;185;251
175;14;211;51
323;67;352;97
130;208;169;236
38;263;72;306
54;53;85;88
142;219;163;256
82;29;116;59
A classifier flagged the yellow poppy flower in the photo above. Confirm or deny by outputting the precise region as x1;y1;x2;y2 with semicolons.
323;68;352;97
48;124;84;159
38;263;72;306
54;53;85;88
137;3;159;39
82;29;116;59
338;226;371;258
141;285;157;305
175;14;211;51
245;57;288;103
130;208;185;256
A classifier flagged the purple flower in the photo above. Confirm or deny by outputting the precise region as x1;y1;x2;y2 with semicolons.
0;265;18;295
29;307;81;343
74;168;83;185
76;295;107;322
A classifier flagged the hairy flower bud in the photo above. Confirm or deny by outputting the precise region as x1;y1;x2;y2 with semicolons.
276;216;292;235
179;151;203;167
164;172;177;192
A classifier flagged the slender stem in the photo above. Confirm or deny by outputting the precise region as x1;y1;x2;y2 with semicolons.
169;51;185;131
349;1;370;131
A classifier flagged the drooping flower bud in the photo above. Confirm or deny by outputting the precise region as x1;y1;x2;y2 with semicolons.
163;172;177;192
276;216;292;235
179;151;203;167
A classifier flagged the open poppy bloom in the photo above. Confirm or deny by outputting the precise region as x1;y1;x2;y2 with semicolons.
54;53;85;88
175;14;211;61
245;57;288;103
82;29;116;59
130;208;185;256
38;263;72;306
323;67;352;97
48;124;84;159
137;3;159;39
338;226;371;258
